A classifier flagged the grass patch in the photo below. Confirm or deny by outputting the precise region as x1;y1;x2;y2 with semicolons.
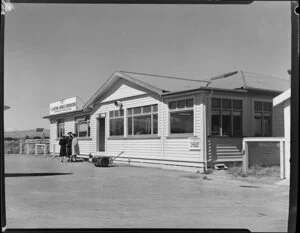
227;164;280;179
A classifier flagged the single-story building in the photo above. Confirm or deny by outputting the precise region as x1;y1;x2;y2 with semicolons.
43;71;290;172
273;88;291;179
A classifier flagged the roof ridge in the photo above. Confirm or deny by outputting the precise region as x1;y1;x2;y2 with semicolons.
119;71;209;83
242;71;290;81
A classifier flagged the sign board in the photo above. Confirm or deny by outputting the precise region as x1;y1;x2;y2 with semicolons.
189;136;201;151
36;128;44;133
49;97;78;115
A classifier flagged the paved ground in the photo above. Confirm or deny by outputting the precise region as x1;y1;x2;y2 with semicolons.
4;154;289;231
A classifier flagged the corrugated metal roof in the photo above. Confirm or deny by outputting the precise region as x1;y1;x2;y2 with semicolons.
119;71;209;93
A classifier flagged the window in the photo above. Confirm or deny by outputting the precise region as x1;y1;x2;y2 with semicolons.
109;109;124;136
56;119;65;138
127;104;158;136
254;101;272;136
169;98;194;134
211;98;243;137
75;115;90;137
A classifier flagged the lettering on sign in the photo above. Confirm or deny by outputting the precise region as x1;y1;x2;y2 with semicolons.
189;136;201;151
49;97;78;115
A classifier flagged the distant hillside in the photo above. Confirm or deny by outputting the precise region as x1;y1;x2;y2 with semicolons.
4;129;50;139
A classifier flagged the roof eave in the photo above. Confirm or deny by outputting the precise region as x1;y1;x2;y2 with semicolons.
43;109;89;119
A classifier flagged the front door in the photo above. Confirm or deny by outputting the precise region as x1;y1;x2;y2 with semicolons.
98;117;105;152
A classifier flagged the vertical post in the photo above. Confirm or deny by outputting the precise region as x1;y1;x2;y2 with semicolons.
26;143;29;155
280;140;284;179
19;142;22;154
44;144;46;156
53;144;55;156
35;144;37;155
242;140;248;173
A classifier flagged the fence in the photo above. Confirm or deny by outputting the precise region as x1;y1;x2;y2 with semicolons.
19;139;50;155
242;137;285;179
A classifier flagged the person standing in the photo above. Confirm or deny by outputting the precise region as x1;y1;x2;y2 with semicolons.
66;133;73;162
59;135;67;162
71;133;80;162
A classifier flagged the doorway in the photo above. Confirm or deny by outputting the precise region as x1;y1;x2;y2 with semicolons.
98;117;105;152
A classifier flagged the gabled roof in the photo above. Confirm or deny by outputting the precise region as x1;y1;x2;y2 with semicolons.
81;70;289;110
273;88;291;107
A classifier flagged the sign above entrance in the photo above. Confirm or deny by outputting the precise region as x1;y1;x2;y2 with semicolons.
49;97;78;115
189;136;201;151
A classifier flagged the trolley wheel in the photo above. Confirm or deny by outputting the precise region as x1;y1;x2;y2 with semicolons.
100;158;109;167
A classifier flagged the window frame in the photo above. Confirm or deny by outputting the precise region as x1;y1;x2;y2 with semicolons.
168;96;195;137
210;96;244;137
75;115;91;138
127;104;159;137
252;98;273;137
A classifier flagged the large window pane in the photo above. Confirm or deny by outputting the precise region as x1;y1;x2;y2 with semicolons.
263;113;272;136
153;114;158;134
78;123;88;137
233;111;242;136
152;105;158;112
134;115;152;135
222;110;232;136
110;118;124;136
211;110;221;136
170;110;193;134
254;112;262;136
127;117;132;135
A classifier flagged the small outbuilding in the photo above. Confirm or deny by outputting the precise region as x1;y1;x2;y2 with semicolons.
273;88;291;179
44;71;290;172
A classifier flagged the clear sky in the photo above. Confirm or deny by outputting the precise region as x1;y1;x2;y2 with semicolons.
4;2;291;131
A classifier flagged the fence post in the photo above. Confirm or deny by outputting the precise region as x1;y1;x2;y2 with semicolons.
280;140;284;179
19;142;22;154
44;144;46;156
26;144;29;155
242;140;248;173
35;144;38;155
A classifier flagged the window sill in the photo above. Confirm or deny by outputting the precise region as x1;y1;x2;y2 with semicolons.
125;136;161;140
78;137;92;141
166;134;194;139
108;136;125;140
108;136;161;140
208;136;243;138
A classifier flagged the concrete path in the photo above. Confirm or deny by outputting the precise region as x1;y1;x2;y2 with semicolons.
4;154;289;231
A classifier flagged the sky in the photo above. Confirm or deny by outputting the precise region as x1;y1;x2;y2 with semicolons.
4;2;291;131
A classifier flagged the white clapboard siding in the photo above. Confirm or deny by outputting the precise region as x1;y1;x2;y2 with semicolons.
161;93;203;162
90;94;161;155
101;79;148;103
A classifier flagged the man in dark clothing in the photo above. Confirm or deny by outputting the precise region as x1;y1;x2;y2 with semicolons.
59;135;67;162
66;133;73;162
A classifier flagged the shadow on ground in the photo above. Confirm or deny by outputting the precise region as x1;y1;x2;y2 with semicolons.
5;172;73;177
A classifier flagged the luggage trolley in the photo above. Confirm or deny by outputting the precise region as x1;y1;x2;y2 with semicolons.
92;151;124;167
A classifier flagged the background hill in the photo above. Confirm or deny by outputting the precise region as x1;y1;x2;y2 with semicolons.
4;129;50;139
